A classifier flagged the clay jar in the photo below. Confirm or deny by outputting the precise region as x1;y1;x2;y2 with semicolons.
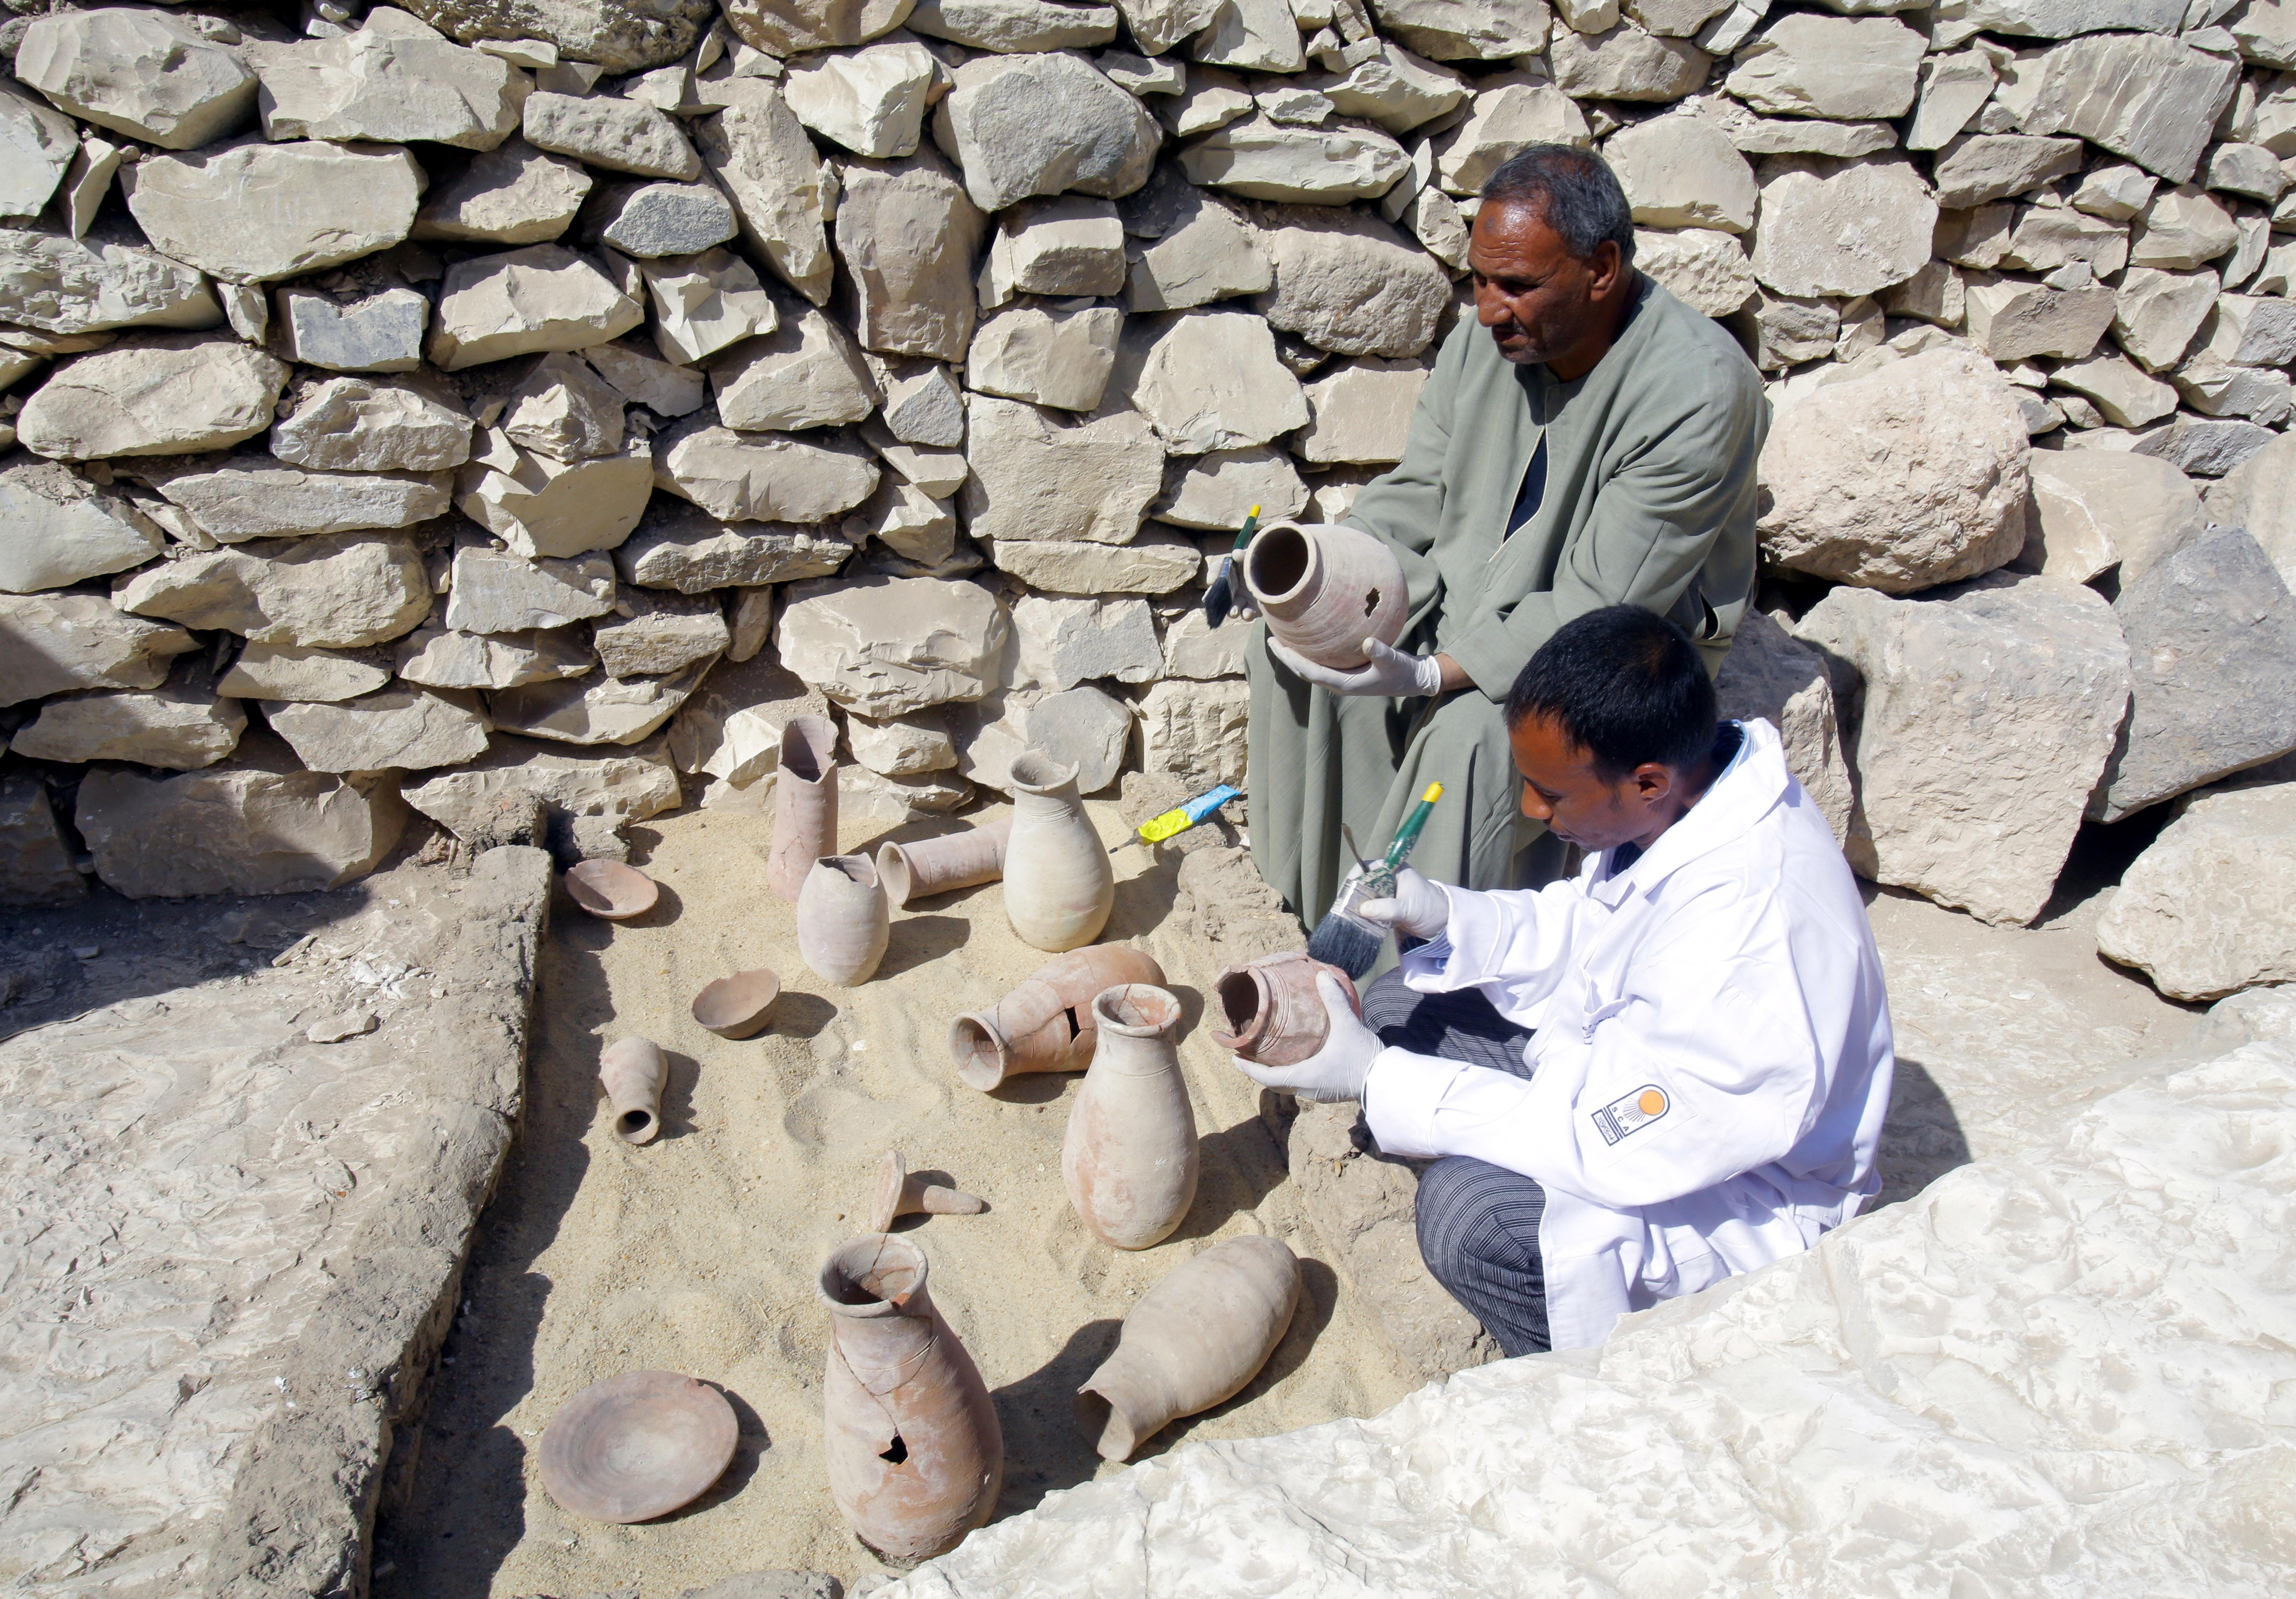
948;944;1166;1092
798;854;889;986
1062;984;1198;1251
878;818;1011;909
1076;1235;1302;1462
1000;752;1113;953
818;1233;1002;1564
599;1037;667;1146
1210;952;1362;1067
768;714;838;902
1243;519;1410;670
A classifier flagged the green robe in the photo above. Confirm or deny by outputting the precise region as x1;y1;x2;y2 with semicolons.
1246;278;1767;926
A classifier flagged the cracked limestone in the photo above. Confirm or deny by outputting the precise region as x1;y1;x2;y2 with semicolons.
1254;204;1451;357
2096;780;2296;1001
135;456;451;544
960;393;1164;544
984;197;1130;305
1725;15;1923;120
522;90;702;180
2008;31;2238;184
654;418;881;523
444;545;614;633
988;527;1202;592
17;336;290;462
1712;608;1854;845
1294;357;1428;464
1748;156;1937;299
401;732;682;839
0;458;164;594
458;427;656;559
221;640;396;702
247;9;532;149
587;181;739;259
0;81;79;217
13;8;256;151
1125;188;1273;312
1436;83;1592;194
594;589;732;677
489;658;714;745
1155;444;1307;526
697;79;838;306
783;39;939;159
633;246;781;366
413;137;595;245
1635;226;1756;316
969;303;1125;412
501;352;627;461
1112;309;1308;453
277;286;432;374
836;149;989;364
618;500;852;591
115;532;431;650
121;140;425;285
428;244;644;370
712;304;881;431
12;677;247;770
1548;22;1711;102
0;230;220;337
0;591;197;705
2018;448;2206;584
1011;593;1163;691
394;622;593;690
266;685;495;773
776;575;1008;715
1179;116;1411;202
937;52;1162;214
1604;112;1756;231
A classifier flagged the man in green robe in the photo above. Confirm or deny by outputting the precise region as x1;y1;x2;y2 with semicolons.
1244;144;1766;927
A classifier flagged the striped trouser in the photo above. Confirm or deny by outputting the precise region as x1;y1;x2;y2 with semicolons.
1360;969;1552;1358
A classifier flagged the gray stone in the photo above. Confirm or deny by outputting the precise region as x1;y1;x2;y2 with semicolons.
0;776;85;907
1749;156;1936;299
585;341;710;417
2019;448;2205;584
1177;116;1411;202
271;377;475;473
654;417;880;523
0;459;164;594
1012;593;1162;690
1934;0;2183;36
1930;134;2084;209
401;732;682;843
413;138;594;246
490;658;714;745
1117;0;1227;54
1964;275;2116;362
2127;184;2240;270
960;393;1164;543
1160;605;1250;677
2096;782;2296;1001
121;141;423;286
401;0;715;74
712;305;880;430
1125;188;1273;311
0;82;78;219
248;12;531;149
777;575;1007;715
522;90;702;180
0;230;220;337
1605;112;1755;230
217;640;396;702
844;478;956;564
457;428;655;558
1370;0;1552;60
1112;309;1308;452
697;80;837;306
13;9;255;151
911;0;1121;50
133;456;452;544
0;592;197;707
633;246;781;366
1437;82;1590;195
1713;608;1853;844
874;359;968;448
836;150;989;365
75;757;405;898
501;351;627;461
593;589;730;677
1026;683;1131;791
864;420;971;496
987;528;1201;591
1154;444;1307;525
1636;225;1757;316
428;244;644;371
2200;292;2296;368
1749;289;1837;369
1255;204;1450;357
115;532;431;649
588;181;737;258
2011;32;2239;184
2126;414;2274;478
277;286;431;374
938;52;1161;214
12;677;246;770
2051;351;2177;429
968;303;1125;412
446;545;616;633
393;621;593;689
2204;432;2296;590
267;686;493;772
1932;201;2014;269
1549;21;1708;101
1905;50;1997;152
982;197;1130;305
1311;40;1467;132
1294;356;1429;463
18;336;289;462
783;40;938;160
1725;14;1920;119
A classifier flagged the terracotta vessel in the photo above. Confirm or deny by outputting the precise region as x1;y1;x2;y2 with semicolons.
1209;952;1362;1068
1000;752;1113;952
600;1036;667;1146
868;1149;986;1232
798;854;889;986
877;818;1012;908
1076;1235;1302;1462
565;859;658;920
538;1370;738;1522
1061;984;1198;1251
1243;519;1409;670
819;1233;1003;1564
691;968;781;1039
768;713;838;902
948;945;1166;1092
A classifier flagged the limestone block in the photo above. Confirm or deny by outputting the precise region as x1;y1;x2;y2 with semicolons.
1726;15;1919;119
267;685;493;772
2127;184;2240;269
1370;0;1552;60
721;0;913;52
0;592;197;706
1178;116;1411;202
1712;609;1853;844
1759;346;2029;593
12;677;244;770
400;734;681;843
960;393;1164;543
1117;0;1226;54
846;711;959;776
1200;0;1310;70
1156;67;1256;137
697;80;837;306
1997;206;2128;279
711;305;878;430
1753;294;1846;370
782;41;938;161
277;286;430;373
939;53;1160;213
1024;683;1131;791
1932;200;2012;268
18;336;289;461
844;478;956;564
1624;0;1733;35
75;757;404;898
0;775;86;906
490;658;714;744
1161;605;1250;677
395;623;591;689
272;377;475;473
1398;184;1472;271
523;90;702;179
983;197;1129;304
413;138;594;245
2092;526;2296;821
1135;674;1247;788
864;420;972;496
219;640;396;702
1880;258;1963;328
585;341;710;417
1012;593;1162;690
0;82;78;219
594;589;730;677
987;528;1202;591
2070;160;2158;221
1436;83;1592;194
0;231;220;337
501;351;626;460
864;359;964;449
1255;204;1450;357
14;9;255;151
1748;156;1937;299
1937;0;2183;35
429;245;645;370
1683;91;1897;157
399;0;713;73
1905;50;1996;152
0;460;164;594
634;246;780;366
458;428;654;557
249;12;530;149
2013;32;2239;183
1964;275;2115;362
1125;189;1272;311
2019;448;2204;584
967;303;1125;412
777;575;1006;714
2206;141;2287;202
1604;113;1754;230
911;0;1122;50
1930;134;2084;209
122;141;423;285
60;132;128;242
2204;433;2296;590
2166;348;2289;427
652;418;881;526
1637;226;1757;316
115;532;430;648
587;182;737;258
2049;352;2178;429
2128;415;2274;478
1312;40;1467;132
2232;0;2296;67
1113;309;1308;452
1153;445;1307;526
2201;293;2296;368
835;150;989;364
444;545;614;632
2097;782;2296;1000
135;456;452;543
1294;357;1428;463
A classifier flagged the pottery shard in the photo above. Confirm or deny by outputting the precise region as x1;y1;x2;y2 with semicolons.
1548;22;1709;103
784;41;938;160
278;286;431;373
1153;445;1306;527
490;659;714;745
1604;113;1756;232
969;304;1125;412
0;459;164;594
2012;32;2239;184
1178;116;1412;202
398;0;714;73
401;733;681;843
0;231;220;337
0;591;197;706
76;750;405;898
12;676;245;770
1712;609;1853;845
1254;204;1452;358
1125;188;1273;312
445;545;615;632
0;82;78;219
617;502;850;593
697;81;837;306
414;138;595;245
115;533;430;650
836;150;989;364
267;686;493;772
987;529;1201;593
654;418;880;524
1012;593;1162;690
1725;15;1920;120
594;589;732;677
721;0;918;53
2019;448;2206;585
249;11;531;149
777;575;1008;715
120;141;422;286
1369;0;1552;60
1748;156;1935;299
2096;781;2296;1002
1634;226;1756;316
17;336;289;462
428;245;645;370
1436;83;1591;195
219;640;396;702
1136;674;1248;787
0;775;86;906
712;306;880;431
14;9;256;151
938;53;1161;214
523;91;702;180
1759;346;2029;594
2092;526;2296;822
136;456;451;544
1294;357;1429;464
960;394;1165;543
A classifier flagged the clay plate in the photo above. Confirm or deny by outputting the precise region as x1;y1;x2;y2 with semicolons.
692;968;782;1039
538;1370;738;1523
565;859;659;921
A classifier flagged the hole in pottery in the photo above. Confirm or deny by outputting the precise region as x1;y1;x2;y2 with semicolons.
1363;585;1380;614
1062;1006;1081;1041
616;1107;655;1140
1216;971;1259;1032
878;1434;909;1465
1248;525;1309;599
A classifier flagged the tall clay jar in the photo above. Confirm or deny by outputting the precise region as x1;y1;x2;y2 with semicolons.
878;817;1012;908
818;1234;1002;1564
1076;1235;1302;1462
1210;952;1362;1068
798;854;890;985
1062;984;1198;1251
948;945;1166;1092
768;714;838;902
598;1037;667;1146
1244;520;1410;671
1000;753;1113;952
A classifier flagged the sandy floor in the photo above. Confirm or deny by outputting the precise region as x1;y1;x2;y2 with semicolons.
376;797;1421;1598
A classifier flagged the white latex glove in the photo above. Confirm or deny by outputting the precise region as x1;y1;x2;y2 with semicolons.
1221;553;1259;623
1356;865;1449;939
1267;637;1444;697
1232;973;1381;1103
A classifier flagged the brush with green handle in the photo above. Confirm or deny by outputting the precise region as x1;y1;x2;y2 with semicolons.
1304;783;1443;976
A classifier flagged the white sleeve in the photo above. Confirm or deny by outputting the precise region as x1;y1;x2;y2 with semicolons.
1397;879;1593;1004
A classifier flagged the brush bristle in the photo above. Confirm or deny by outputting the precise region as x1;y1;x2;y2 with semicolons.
1304;909;1384;980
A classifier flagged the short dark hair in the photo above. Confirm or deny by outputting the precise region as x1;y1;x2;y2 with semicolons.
1503;606;1716;779
1480;144;1636;266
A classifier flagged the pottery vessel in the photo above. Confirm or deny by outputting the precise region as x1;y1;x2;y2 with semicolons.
768;714;838;902
600;1036;667;1146
1243;519;1409;671
1061;984;1198;1251
798;854;889;986
565;859;658;920
691;968;781;1039
948;945;1166;1092
877;818;1012;908
1000;753;1113;952
1209;952;1362;1068
538;1370;738;1522
868;1149;986;1232
1076;1235;1301;1462
819;1233;1003;1564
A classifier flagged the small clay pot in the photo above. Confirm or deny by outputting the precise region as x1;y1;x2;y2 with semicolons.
797;854;889;986
565;859;658;920
869;1149;986;1232
538;1370;738;1523
600;1036;667;1146
1001;753;1113;952
691;969;781;1039
1210;952;1361;1068
1062;984;1198;1251
1244;520;1410;671
877;818;1011;908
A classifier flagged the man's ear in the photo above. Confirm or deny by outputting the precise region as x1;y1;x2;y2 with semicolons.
1586;239;1624;298
1631;762;1674;804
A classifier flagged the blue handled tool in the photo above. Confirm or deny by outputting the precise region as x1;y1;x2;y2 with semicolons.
1112;784;1243;854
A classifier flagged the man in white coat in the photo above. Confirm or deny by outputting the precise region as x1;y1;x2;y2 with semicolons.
1237;605;1894;1355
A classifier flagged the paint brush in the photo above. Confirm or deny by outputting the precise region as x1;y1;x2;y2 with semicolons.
1303;783;1443;979
1201;504;1260;629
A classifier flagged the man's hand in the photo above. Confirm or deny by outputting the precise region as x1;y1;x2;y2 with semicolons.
1232;973;1382;1103
1268;637;1446;697
1357;865;1449;939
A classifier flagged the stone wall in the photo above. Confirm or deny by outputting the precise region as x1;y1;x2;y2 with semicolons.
0;0;2292;935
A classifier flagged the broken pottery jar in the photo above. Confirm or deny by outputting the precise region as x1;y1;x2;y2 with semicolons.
600;1036;667;1146
768;712;838;902
1076;1234;1302;1462
1062;983;1198;1251
1243;519;1410;671
691;967;781;1038
948;944;1166;1091
1001;752;1113;952
868;1148;986;1232
818;1233;1003;1564
565;858;659;919
538;1370;739;1523
877;817;1012;908
798;853;890;985
1210;951;1362;1068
